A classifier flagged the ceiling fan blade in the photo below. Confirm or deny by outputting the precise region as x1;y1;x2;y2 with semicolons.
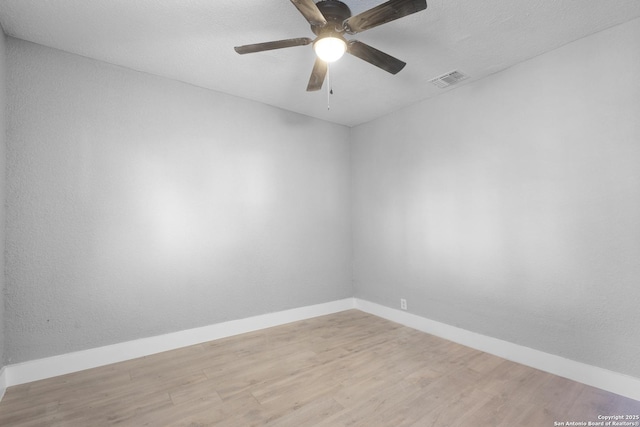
347;40;406;74
290;0;327;26
234;37;313;55
343;0;427;34
307;58;328;91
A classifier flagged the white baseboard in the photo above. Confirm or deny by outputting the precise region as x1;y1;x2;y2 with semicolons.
354;298;640;402
0;367;6;401
4;298;355;388
2;297;638;403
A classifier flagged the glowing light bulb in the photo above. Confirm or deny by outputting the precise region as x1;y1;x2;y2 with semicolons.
313;36;347;63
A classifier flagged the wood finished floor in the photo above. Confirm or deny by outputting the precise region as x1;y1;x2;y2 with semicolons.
1;310;639;426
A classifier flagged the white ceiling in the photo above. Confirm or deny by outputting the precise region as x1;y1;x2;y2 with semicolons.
1;0;639;127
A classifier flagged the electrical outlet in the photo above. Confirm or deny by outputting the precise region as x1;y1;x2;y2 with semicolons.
400;298;407;310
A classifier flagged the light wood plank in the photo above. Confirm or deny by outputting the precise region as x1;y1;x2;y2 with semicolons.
1;310;638;426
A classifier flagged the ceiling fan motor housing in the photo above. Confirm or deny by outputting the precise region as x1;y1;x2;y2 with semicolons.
312;1;352;34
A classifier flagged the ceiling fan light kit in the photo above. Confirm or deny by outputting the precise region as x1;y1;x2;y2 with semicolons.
234;0;428;92
313;36;347;63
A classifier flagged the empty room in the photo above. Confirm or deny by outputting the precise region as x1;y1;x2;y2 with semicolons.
0;0;639;425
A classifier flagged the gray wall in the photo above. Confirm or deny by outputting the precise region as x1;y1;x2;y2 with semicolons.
3;17;639;381
5;39;352;364
0;27;6;368
351;18;640;378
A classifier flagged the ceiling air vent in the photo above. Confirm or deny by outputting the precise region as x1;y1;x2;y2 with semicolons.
429;70;469;88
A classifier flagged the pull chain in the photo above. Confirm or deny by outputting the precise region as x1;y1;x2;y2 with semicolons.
327;62;331;110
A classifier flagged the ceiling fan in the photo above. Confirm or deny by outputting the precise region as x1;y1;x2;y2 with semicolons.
234;0;428;91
